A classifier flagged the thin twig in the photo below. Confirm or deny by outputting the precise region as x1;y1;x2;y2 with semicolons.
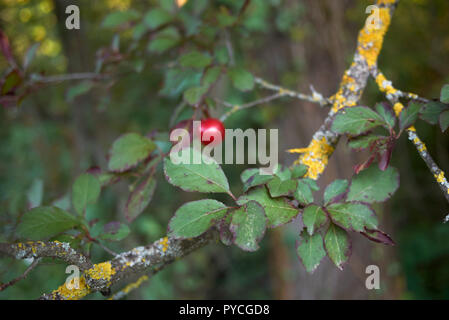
218;93;283;121
0;258;41;292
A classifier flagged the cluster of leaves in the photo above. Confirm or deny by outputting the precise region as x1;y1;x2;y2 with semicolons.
15;132;167;252
164;146;399;272
331;83;449;174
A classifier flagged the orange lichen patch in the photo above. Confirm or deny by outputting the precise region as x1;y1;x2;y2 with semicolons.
160;237;169;253
330;73;357;113
85;262;116;282
357;7;392;68
176;0;188;8
51;276;90;300
288;137;334;180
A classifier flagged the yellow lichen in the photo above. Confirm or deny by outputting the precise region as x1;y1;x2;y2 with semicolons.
393;102;403;116
435;171;446;184
51;276;90;300
85;262;116;282
161;237;169;253
357;7;392;67
288;137;334;180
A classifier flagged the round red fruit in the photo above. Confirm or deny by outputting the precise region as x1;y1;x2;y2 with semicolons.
200;118;225;146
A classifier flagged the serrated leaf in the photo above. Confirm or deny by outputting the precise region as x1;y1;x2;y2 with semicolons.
302;205;328;235
346;166;399;203
168;199;228;238
100;222;130;241
361;228;395;246
440;84;449;104
108;133;156;172
324;179;348;204
72;173;101;216
160;68;202;97
230;201;266;251
228;67;254;91
143;8;171;29
375;103;396;128
164;147;231;194
326;202;378;232
183;85;208;105
125;176;157;222
331;106;385;135
147;27;180;53
297;231;326;273
241;168;273;192
348;134;383;150
439;110;449;132
237;187;298;228
303;178;319;191
102;10;140;28
399;102;420;131
294;180;314;205
324;223;351;270
202;66;221;87
290;164;308;179
267;176;297;197
17;206;80;240
419;101;448;125
180;51;212;69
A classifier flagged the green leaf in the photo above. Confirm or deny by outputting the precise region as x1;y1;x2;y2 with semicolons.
347;134;383;150
399;102;420;131
267;176;297;197
375;103;396;128
164;147;231;194
125;176;157;222
440;84;449;104
2;69;22;94
240;168;273;192
183;85;208;105
331;106;385;135
160;68;202;97
237;187;298;228
202;66;222;87
108;133;156;172
168;199;228;238
323;179;348;204
302;204;328;235
290;164;308;179
346;166;399;203
439;110;449;132
102;10;140;28
17;206;80;240
228;67;254;91
324;223;351;270
143;8;171;29
296;231;326;273
147;27;180;53
230;201;267;251
326;202;378;232
419;101;448;125
66;81;93;102
72;173;101;216
180;51;212;69
217;10;237;27
294;180;314;205
302;178;319;191
100;222;130;241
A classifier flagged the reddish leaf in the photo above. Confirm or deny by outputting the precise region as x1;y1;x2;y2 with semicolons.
0;29;16;67
361;228;395;246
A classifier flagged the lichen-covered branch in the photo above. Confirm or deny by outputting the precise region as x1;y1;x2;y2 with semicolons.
0;241;92;272
37;231;216;300
288;0;399;180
